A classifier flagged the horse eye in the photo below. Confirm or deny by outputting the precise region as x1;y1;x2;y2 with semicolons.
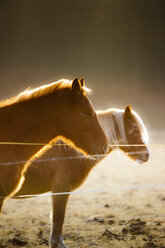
84;111;93;116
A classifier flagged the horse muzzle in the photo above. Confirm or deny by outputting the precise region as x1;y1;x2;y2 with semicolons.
136;151;150;164
91;144;109;158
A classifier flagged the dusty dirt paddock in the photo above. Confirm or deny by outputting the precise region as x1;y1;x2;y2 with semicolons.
0;129;165;248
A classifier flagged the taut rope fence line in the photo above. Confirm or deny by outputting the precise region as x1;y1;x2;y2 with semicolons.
0;140;163;166
0;141;165;199
0;141;165;147
0;150;150;166
8;184;165;199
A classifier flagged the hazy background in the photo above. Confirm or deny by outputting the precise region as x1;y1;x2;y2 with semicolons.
0;0;164;128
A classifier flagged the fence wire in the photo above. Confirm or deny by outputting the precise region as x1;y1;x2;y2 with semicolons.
0;141;165;198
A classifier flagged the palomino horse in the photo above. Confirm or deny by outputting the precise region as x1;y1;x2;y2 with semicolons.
0;78;108;213
14;105;149;248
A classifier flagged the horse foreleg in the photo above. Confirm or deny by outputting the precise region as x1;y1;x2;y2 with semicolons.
50;193;70;248
0;198;4;215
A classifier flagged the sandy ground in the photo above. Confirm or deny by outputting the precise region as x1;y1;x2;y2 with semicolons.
0;129;165;248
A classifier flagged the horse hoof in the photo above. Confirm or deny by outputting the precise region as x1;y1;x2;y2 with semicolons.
50;241;68;248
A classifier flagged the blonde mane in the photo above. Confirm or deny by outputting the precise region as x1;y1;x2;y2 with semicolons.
0;79;91;108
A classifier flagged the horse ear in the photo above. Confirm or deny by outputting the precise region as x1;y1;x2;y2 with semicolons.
80;78;85;87
72;78;82;95
125;105;132;116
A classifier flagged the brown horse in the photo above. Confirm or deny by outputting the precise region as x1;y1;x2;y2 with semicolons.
0;78;108;213
13;105;149;248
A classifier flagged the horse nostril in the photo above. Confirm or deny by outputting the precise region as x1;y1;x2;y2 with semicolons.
137;152;149;164
103;145;108;154
142;151;149;162
145;153;149;162
94;145;108;156
136;159;143;164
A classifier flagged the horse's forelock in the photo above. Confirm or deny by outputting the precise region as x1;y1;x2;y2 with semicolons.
83;86;92;95
131;110;149;144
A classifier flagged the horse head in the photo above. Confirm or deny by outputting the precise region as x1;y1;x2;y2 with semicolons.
58;78;108;156
121;105;149;163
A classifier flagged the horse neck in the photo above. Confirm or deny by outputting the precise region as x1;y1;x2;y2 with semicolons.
0;94;63;143
53;140;102;172
98;110;127;148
